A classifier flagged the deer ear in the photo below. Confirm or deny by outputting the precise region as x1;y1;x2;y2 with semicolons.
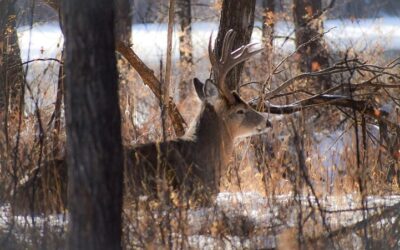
193;78;220;103
193;78;205;101
204;79;219;99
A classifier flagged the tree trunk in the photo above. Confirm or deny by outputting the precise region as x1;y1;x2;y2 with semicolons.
253;0;275;197
52;49;64;156
293;0;330;91
0;0;25;124
262;0;275;49
177;0;193;102
62;0;124;249
115;0;132;44
262;0;275;77
115;0;134;143
214;0;256;91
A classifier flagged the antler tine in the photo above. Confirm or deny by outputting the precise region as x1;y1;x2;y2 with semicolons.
208;34;217;68
208;29;263;104
227;42;263;68
220;30;236;63
208;32;233;103
214;30;236;103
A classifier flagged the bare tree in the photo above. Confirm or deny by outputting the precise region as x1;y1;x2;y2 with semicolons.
262;0;275;50
115;0;133;44
177;0;194;101
262;0;275;79
0;0;25;130
115;0;134;144
293;0;331;91
62;0;124;249
214;0;256;91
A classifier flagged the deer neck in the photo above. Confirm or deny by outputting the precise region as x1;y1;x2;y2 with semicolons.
187;102;234;161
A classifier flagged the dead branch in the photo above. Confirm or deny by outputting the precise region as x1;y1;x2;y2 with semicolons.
42;0;60;12
261;29;338;98
310;200;400;242
253;55;400;133
116;41;186;136
251;94;398;130
7;58;63;70
264;56;400;100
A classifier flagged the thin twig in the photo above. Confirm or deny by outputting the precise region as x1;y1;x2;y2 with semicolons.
7;58;63;70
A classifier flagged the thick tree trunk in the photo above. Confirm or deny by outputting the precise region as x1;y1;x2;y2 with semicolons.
115;0;132;44
215;0;256;91
0;0;25;117
115;0;134;143
177;0;193;102
62;0;124;249
293;0;330;91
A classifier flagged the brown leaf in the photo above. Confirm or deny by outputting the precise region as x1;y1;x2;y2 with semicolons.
264;10;275;26
311;61;321;71
305;5;313;18
374;108;381;117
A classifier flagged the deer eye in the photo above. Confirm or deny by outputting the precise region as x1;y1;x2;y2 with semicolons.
236;109;245;115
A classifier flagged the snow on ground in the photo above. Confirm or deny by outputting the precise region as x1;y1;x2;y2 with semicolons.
18;17;400;66
1;192;400;249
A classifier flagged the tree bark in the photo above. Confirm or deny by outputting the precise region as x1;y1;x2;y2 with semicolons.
0;0;25;122
214;0;256;91
293;0;330;91
62;0;124;249
262;0;275;78
177;0;193;101
262;0;275;50
52;49;64;156
115;0;134;144
115;0;132;44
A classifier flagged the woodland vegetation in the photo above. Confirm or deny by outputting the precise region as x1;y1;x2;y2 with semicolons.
0;0;400;249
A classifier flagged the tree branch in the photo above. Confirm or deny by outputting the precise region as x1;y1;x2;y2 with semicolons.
310;200;400;242
116;41;186;136
7;58;63;70
251;94;398;130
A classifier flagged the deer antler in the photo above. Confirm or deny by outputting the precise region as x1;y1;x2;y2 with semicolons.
209;29;263;103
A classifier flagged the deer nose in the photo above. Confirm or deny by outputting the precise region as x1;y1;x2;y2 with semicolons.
266;120;272;128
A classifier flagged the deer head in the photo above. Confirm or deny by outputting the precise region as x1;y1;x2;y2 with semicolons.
192;29;271;141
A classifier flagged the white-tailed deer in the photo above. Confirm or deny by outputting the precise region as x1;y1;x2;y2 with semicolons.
125;30;271;204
